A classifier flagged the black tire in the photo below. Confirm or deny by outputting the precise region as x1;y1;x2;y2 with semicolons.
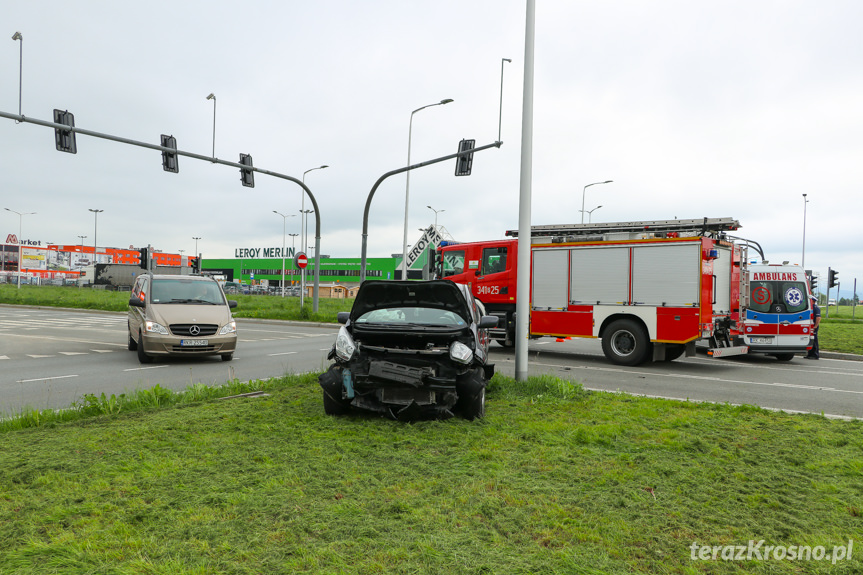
494;339;514;348
663;344;686;362
137;331;153;364
601;319;652;366
221;353;233;362
127;327;137;351
774;353;795;362
322;389;350;415
456;368;488;420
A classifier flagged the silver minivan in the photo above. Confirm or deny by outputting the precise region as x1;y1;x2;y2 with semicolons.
128;274;238;363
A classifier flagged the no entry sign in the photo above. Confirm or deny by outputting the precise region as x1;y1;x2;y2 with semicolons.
294;252;308;269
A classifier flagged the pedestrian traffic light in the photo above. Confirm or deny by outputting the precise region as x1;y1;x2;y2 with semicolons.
161;134;179;173
139;247;149;270
53;109;77;154
455;139;475;176
239;153;255;188
808;271;818;294
828;268;839;289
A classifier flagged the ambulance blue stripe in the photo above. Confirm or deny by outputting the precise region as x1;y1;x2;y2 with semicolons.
745;310;812;324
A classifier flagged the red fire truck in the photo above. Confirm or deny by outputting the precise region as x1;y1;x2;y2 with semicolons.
434;218;813;366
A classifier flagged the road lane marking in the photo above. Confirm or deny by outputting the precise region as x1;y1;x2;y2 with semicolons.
268;352;298;357
59;352;89;356
16;374;79;383
123;365;169;372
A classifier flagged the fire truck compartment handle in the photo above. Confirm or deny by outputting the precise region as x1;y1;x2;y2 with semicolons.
712;275;717;305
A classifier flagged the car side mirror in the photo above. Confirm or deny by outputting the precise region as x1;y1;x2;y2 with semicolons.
128;297;145;308
337;312;350;324
228;300;238;309
478;315;498;329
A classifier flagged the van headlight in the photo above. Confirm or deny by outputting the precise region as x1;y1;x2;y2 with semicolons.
144;320;169;335
449;341;473;364
220;320;237;335
335;326;356;362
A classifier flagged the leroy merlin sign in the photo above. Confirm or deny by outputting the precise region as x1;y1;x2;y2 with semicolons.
406;225;443;269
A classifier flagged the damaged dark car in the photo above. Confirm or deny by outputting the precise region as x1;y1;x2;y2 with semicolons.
319;280;498;421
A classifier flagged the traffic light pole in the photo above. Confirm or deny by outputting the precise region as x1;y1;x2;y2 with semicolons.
0;109;324;312
359;140;502;283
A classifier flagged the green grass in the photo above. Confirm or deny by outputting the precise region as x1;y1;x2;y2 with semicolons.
1;374;860;574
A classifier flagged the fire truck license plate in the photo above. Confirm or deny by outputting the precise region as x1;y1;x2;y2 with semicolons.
750;337;772;344
181;339;209;347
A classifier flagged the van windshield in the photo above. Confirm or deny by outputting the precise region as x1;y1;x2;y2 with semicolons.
151;279;224;305
749;280;809;313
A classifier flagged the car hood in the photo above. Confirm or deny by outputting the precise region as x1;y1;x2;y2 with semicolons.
349;280;473;324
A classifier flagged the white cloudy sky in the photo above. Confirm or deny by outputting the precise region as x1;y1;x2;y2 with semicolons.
2;1;861;297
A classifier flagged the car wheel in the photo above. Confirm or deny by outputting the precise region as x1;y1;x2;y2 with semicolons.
601;319;652;366
137;330;153;364
319;366;351;415
774;353;795;361
221;353;233;361
322;389;350;415
457;367;487;420
127;327;137;351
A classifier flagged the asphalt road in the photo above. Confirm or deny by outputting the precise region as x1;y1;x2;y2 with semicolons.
1;306;861;419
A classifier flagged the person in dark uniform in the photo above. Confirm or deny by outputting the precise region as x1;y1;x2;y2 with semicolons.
806;295;821;359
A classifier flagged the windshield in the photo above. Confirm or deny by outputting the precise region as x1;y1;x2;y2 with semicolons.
439;250;465;278
151;279;225;305
356;306;468;327
749;280;809;313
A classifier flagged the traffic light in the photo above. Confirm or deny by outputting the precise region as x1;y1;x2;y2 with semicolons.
828;268;839;289
455;139;475;176
807;271;818;294
53;109;77;154
161;134;179;173
239;153;255;188
192;256;201;274
139;247;149;270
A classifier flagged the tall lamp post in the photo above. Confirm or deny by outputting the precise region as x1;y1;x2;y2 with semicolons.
580;180;612;224
88;209;103;267
206;93;216;160
402;98;453;279
301;165;328;298
192;236;201;270
4;207;35;289
801;193;808;269
12;32;23;117
273;211;296;297
77;235;87;287
427;205;445;232
579;205;602;223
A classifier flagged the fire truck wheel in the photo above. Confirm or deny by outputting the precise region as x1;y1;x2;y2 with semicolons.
774;353;795;362
494;339;514;348
602;319;651;366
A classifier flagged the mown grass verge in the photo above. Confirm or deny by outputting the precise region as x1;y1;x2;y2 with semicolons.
1;373;860;574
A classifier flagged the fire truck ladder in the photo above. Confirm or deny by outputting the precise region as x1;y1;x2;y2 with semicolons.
506;217;741;243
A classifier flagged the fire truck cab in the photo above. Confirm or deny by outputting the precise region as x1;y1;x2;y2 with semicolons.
435;218;813;366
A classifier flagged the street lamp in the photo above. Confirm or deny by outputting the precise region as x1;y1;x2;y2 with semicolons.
580;180;612;224
12;31;22;117
427;205;445;232
579;205;602;223
273;210;296;297
88;209;103;266
192;236;201;268
77;235;86;287
301;165;328;300
206;93;216;160
4;207;35;289
801;194;808;269
301;210;315;254
402;98;453;278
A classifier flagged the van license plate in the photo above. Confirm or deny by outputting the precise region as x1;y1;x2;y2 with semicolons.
181;339;209;346
750;337;772;344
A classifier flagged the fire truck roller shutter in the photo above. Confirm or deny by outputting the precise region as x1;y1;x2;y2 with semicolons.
570;246;629;305
713;246;732;314
532;249;568;310
631;243;700;307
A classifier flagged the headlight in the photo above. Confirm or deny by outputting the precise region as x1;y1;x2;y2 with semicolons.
220;320;237;335
449;341;473;364
144;320;169;335
335;326;356;362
